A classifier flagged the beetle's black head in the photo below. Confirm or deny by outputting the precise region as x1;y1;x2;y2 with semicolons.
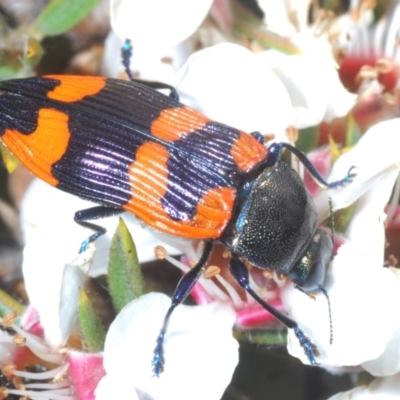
226;161;319;272
288;228;333;292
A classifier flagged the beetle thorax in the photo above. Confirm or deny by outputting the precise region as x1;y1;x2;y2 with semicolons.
227;161;318;273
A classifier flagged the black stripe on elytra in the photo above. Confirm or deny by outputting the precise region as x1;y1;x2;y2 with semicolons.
161;121;242;221
0;77;59;136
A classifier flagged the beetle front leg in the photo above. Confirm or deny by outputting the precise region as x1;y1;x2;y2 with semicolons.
265;142;356;189
152;241;213;376
74;206;125;253
229;256;319;365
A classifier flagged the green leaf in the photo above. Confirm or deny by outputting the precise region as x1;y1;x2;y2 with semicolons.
0;143;19;174
108;218;144;313
345;112;362;148
78;287;106;352
234;327;287;346
231;0;301;54
34;0;100;36
333;202;357;234
296;126;319;154
0;288;25;326
23;37;44;68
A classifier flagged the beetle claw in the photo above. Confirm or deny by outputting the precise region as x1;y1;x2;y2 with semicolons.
293;327;320;365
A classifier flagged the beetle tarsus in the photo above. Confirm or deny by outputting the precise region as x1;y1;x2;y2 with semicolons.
121;39;135;82
151;242;213;374
326;165;358;189
74;206;125;253
78;232;102;253
121;39;179;100
294;326;319;365
152;333;166;377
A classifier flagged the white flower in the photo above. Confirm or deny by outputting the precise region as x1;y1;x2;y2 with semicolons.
175;43;294;140
282;119;400;374
96;292;238;400
111;0;213;50
104;0;214;83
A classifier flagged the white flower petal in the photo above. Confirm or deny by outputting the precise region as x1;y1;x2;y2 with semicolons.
328;373;400;399
22;201;92;347
111;0;213;49
265;53;355;129
58;263;89;344
315;119;400;220
175;43;294;140
283;244;400;367
101;31;195;83
95;375;139;400
361;268;400;376
257;1;297;36
102;292;238;400
283;120;400;368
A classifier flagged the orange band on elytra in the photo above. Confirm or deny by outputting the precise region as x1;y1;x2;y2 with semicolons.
231;131;268;172
45;75;107;103
150;106;210;142
125;141;235;238
2;108;71;186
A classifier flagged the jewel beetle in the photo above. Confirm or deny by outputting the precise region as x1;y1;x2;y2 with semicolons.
0;60;354;376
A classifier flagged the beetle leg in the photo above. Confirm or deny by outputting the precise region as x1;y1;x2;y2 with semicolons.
229;256;319;365
74;206;125;253
137;80;179;101
266;142;356;189
121;39;179;101
152;241;213;376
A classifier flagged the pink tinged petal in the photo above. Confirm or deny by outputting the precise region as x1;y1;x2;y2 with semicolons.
175;43;294;141
111;0;213;49
361;268;400;377
68;351;106;400
315;118;400;220
21;306;44;337
303;146;332;197
328;373;400;399
209;0;233;33
236;301;283;327
102;293;238;400
190;281;214;305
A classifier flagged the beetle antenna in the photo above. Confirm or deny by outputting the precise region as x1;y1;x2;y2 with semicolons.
328;197;334;243
319;286;333;345
121;39;135;81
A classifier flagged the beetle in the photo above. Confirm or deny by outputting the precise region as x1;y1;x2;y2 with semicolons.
0;66;353;375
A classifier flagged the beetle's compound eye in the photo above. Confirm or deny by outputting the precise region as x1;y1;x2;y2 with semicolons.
289;229;333;292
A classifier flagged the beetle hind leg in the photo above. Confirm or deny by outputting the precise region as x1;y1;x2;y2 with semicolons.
74;205;125;253
229;256;319;365
152;241;213;376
